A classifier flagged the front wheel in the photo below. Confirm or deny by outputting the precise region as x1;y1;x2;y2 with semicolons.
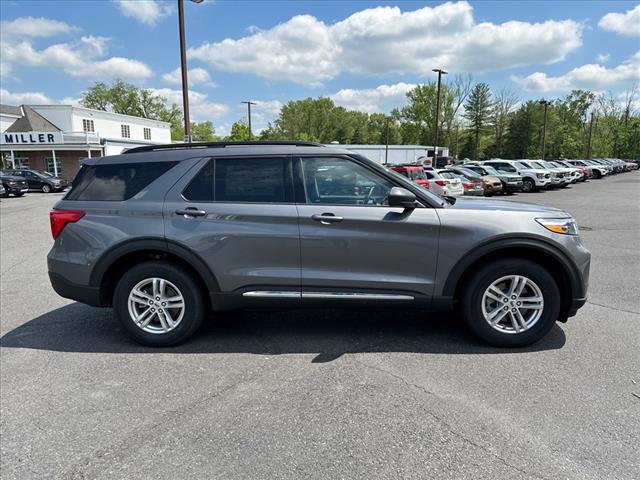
41;184;51;193
522;178;536;193
113;261;206;346
14;192;24;197
461;258;561;347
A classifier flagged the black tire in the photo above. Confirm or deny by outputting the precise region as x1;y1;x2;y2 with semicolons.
460;258;561;347
113;261;206;347
41;184;51;193
522;178;536;193
592;170;602;179
14;192;24;197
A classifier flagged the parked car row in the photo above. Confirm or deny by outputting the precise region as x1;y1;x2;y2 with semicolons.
387;157;636;198
0;169;67;198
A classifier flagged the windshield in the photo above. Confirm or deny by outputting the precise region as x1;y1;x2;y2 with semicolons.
545;162;559;168
408;169;427;180
480;165;500;176
36;170;54;178
455;167;480;178
529;161;546;169
515;161;531;169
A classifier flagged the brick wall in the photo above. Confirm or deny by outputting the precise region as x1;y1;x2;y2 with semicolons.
20;150;102;181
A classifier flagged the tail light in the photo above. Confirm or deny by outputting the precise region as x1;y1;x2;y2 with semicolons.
50;209;85;239
434;179;446;186
463;182;474;189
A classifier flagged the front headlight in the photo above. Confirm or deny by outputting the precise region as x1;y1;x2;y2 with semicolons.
536;217;579;235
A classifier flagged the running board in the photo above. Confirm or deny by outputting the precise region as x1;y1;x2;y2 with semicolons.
242;291;414;301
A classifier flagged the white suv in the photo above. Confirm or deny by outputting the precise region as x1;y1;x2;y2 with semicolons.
484;160;551;193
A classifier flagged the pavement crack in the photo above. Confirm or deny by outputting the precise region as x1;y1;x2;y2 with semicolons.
351;358;551;480
586;301;640;315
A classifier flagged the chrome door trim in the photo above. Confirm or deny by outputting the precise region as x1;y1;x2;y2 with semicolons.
302;292;414;301
242;291;301;298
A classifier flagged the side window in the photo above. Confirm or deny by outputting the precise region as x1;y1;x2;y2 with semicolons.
215;157;290;203
183;160;214;201
66;162;177;201
301;157;394;206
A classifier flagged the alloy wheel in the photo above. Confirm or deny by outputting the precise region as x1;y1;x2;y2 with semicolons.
127;277;185;334
481;275;544;334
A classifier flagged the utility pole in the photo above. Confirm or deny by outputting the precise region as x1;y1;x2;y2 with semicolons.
539;99;552;160
177;0;204;143
241;101;257;140
384;116;390;164
432;68;448;166
586;111;596;159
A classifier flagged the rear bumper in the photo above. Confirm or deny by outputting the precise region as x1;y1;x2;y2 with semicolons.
49;272;103;307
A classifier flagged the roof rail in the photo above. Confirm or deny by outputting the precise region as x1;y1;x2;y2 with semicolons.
123;140;324;154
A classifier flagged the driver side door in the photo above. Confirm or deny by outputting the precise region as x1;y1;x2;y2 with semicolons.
295;155;440;302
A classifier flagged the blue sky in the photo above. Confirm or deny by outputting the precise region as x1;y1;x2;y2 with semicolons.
1;1;638;135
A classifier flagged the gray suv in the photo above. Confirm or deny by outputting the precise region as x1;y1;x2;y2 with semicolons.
48;142;590;348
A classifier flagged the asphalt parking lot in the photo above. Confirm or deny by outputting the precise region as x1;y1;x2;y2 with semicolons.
1;173;639;480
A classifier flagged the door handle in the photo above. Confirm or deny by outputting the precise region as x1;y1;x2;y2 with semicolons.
175;207;207;218
312;213;343;224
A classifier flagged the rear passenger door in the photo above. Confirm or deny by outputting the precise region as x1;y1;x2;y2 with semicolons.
295;155;440;302
163;156;300;295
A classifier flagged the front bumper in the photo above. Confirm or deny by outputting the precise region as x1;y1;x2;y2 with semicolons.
505;181;523;192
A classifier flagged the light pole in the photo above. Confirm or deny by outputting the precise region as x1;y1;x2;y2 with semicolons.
538;99;552;160
384;116;390;164
241;101;257;140
177;0;204;143
586;111;596;159
432;68;447;166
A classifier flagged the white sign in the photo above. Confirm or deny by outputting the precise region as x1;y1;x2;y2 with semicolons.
1;131;64;145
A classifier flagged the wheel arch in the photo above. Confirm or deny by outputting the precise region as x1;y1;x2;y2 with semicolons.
90;237;220;307
444;237;582;319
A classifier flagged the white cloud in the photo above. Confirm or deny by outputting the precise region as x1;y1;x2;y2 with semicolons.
0;89;82;107
162;67;216;87
511;51;640;92
2;34;152;82
599;4;640;37
0;88;54;105
330;82;416;113
252;100;283;115
596;53;611;63
0;17;77;39
115;0;173;27
189;1;583;85
148;88;230;122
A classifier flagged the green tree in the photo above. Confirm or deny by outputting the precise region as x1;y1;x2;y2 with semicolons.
81;80;185;140
225;121;251;141
463;83;492;160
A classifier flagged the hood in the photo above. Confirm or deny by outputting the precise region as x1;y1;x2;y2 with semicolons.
448;196;568;215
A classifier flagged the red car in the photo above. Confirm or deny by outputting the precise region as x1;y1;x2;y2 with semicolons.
387;165;430;189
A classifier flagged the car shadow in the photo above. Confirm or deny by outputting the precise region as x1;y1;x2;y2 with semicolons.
0;303;566;361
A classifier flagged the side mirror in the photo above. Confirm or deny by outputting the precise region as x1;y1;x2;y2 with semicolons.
388;187;417;209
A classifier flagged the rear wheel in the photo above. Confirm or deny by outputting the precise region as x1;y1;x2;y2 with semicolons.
461;258;561;347
113;261;206;346
522;178;535;193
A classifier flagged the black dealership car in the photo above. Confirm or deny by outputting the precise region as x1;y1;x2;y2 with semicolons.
0;171;29;197
8;169;67;193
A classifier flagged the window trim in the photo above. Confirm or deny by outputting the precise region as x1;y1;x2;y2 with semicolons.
294;154;430;208
181;155;295;205
143;127;151;140
121;124;131;139
82;118;95;133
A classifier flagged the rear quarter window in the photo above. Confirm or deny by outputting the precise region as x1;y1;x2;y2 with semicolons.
66;161;177;201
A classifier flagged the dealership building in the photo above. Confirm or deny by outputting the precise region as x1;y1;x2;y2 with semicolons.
1;104;171;181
